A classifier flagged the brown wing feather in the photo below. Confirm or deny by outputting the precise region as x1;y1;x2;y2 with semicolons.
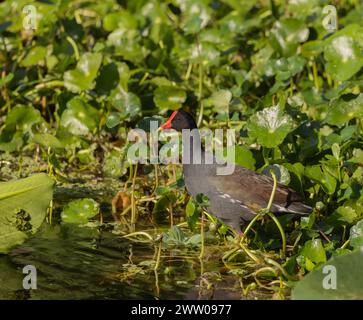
207;165;299;210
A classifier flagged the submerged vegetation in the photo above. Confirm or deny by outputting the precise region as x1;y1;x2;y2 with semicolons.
0;0;363;299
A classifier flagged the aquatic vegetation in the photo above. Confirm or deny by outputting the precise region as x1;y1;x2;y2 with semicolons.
0;174;53;253
0;0;363;300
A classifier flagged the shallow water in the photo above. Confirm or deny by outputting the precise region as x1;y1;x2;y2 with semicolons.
0;222;249;300
0;182;255;300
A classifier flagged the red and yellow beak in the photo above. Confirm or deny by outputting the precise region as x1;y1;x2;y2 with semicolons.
159;111;177;130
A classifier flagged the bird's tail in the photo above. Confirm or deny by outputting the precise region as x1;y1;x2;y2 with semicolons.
286;202;313;215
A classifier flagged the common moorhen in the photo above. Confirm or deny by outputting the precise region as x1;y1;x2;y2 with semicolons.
159;110;312;231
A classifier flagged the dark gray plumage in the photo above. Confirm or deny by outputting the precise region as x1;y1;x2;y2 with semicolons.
184;162;312;230
160;110;312;231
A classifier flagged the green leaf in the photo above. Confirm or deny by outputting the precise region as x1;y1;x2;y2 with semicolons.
292;249;363;299
95;63;120;94
348;148;363;165
0;73;14;86
103;12;137;32
324;24;363;81
60;97;100;135
96;62;130;95
181;1;210;35
269;18;309;57
0;174;54;253
301;40;324;58
103;150;127;178
288;0;319;18
301;211;316;230
209;89;232;109
21;46;47;67
272;56;306;82
205;89;232;120
305;165;337;195
349;220;363;249
186;234;202;246
163;226;187;245
325;94;363;126
226;145;255;170
64;53;102;92
106;112;121;129
247;105;294;148
284;162;305;192
109;87;141;120
195;193;210;206
189;43;220;67
32;133;64;150
299;239;327;271
0;105;42;151
61;198;99;224
183;15;203;34
2;105;42;133
186;198;199;232
329;206;358;226
107;28;146;63
153;86;186;110
263;164;290;185
152;192;176;224
331;143;340;160
186;199;195;216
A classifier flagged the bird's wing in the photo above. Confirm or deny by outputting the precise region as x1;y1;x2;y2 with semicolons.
207;165;303;212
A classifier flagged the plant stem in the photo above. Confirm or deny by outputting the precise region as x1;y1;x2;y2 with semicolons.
266;169;278;212
169;203;174;227
131;163;138;226
267;212;286;257
240;213;261;243
66;36;80;61
239;242;261;263
171;164;176;182
199;210;205;259
265;258;298;281
342;224;346;239
124;164;133;191
312;60;319;90
267;170;286;256
340;239;350;249
48;199;54;225
240;169;286;257
153;235;163;297
139;72;149;85
154;238;163;271
153;164;159;192
123;231;153;242
25;80;65;97
184;62;193;80
18;153;23;178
